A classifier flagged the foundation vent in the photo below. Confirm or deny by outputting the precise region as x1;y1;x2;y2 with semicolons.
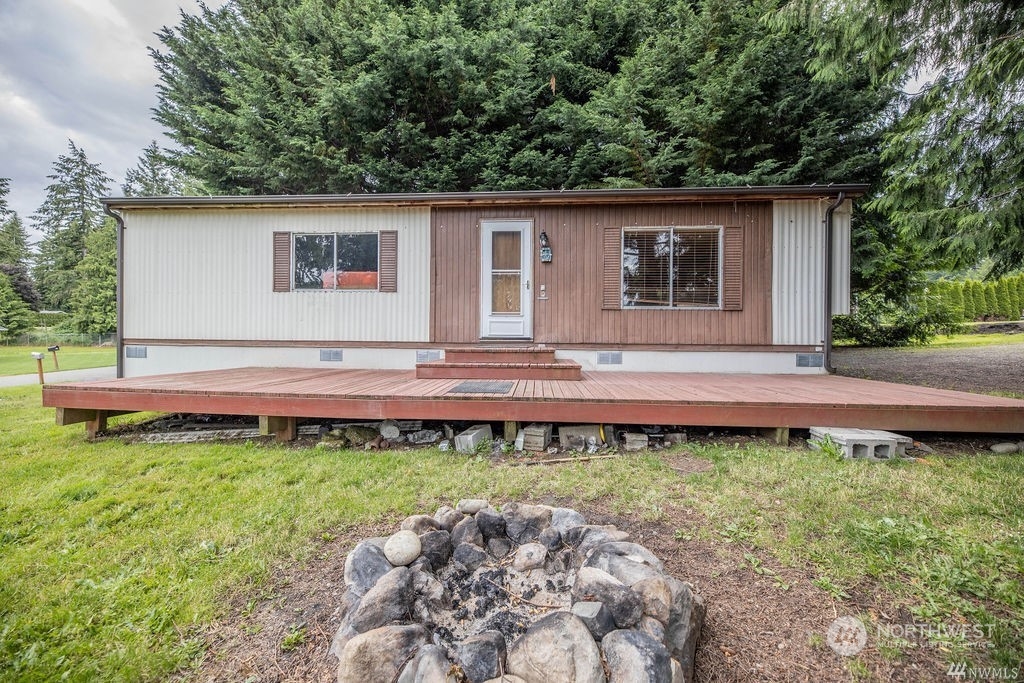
320;349;343;362
416;350;443;363
597;351;623;365
796;353;824;368
125;345;147;359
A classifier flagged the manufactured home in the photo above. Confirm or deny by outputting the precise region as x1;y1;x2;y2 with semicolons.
103;186;863;379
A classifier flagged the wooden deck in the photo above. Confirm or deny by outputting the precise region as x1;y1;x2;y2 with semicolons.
41;367;1024;438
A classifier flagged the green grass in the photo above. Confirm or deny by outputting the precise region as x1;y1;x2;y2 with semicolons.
681;442;1024;669
925;332;1024;349
1;385;1022;680
0;346;116;377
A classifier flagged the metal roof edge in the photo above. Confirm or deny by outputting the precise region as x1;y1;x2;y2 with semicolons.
101;184;870;210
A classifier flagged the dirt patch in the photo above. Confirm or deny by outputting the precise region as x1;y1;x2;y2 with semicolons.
188;488;950;682
833;343;1024;397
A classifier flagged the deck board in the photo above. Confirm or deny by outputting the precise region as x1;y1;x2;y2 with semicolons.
41;367;1024;434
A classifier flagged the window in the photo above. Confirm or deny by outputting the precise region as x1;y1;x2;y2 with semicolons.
622;227;721;308
293;232;379;290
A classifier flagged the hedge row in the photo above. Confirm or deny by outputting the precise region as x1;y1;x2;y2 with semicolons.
922;275;1024;323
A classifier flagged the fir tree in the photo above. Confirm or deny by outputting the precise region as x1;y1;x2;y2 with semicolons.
0;272;32;340
32;140;112;311
122;141;195;196
68;221;117;333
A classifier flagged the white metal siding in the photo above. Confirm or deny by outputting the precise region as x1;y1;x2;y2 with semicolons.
122;207;431;342
772;200;852;345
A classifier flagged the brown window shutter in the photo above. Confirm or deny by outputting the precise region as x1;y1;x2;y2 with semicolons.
273;232;291;292
602;227;622;309
379;230;398;292
722;225;743;310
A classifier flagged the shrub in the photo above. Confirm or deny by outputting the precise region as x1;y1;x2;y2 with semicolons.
833;292;962;347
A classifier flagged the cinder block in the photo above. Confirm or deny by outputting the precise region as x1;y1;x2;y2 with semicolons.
809;427;912;461
523;423;552;451
455;424;493;453
558;424;605;450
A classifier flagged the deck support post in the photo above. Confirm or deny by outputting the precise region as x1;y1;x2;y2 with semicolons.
260;415;296;442
759;427;789;446
86;412;109;440
504;420;519;442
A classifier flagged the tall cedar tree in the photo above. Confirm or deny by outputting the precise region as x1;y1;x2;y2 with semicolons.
0;178;41;310
151;0;889;194
32;141;113;311
775;0;1024;275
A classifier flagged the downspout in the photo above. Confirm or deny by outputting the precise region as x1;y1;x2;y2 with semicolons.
823;191;845;373
103;203;125;379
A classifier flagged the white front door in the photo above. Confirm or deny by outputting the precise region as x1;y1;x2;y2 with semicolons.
480;220;532;338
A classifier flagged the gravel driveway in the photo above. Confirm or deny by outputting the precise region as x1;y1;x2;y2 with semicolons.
832;343;1024;397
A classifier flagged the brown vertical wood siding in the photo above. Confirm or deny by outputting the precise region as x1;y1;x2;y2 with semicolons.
431;202;773;346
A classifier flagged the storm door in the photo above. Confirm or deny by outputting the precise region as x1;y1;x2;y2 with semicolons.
480;220;532;338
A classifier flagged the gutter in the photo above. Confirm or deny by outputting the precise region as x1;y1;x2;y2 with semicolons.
823;192;846;373
103;204;125;379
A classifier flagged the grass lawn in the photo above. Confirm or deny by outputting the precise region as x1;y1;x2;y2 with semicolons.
0;346;116;377
926;332;1024;348
1;385;1022;680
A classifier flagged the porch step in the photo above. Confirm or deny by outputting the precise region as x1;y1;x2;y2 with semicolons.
443;347;557;364
417;347;582;380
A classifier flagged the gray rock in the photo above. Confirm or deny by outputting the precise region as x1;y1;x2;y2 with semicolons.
538;526;562;551
453;542;489;573
408;429;441;444
379;419;401;440
434;505;464;532
546;548;573;575
344;541;394;597
632;577;673;625
636;615;666;643
573;566;643;629
344;425;380;446
412;569;449;613
483;677;527;683
456;630;507;683
396;643;455;683
584;542;664;587
419;530;453;571
664;577;705;682
990;442;1019;454
456;498;489;514
451;516;485;548
563;526;632;560
502;502;552;544
507;611;606;683
512;543;547;572
475;507;507;540
329;591;362;658
570;600;616;641
550;507;587;534
337;624;429;683
401;514;441;535
670;658;685;683
348;566;415;633
602;629;673;683
487;537;512;559
385;530;423;566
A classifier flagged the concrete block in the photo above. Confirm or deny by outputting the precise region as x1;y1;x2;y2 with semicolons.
455;424;493;453
558;424;605;450
523;423;552;451
623;433;649;452
809;427;912;461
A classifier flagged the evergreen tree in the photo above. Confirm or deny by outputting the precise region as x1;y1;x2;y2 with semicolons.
122;141;197;196
0;272;32;340
776;0;1024;275
32;140;112;311
0;178;40;310
970;280;986;320
960;280;975;322
1010;275;1024;319
983;283;998;318
68;221;117;333
996;278;1014;320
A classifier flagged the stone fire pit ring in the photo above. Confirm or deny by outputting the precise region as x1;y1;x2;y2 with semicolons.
330;500;705;682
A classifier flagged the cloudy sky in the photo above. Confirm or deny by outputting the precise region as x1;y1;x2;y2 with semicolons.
0;0;224;228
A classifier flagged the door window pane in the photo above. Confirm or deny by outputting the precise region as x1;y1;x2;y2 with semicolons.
492;274;521;314
492;231;521;270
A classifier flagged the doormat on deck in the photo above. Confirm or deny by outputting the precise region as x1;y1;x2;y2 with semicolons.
447;380;514;394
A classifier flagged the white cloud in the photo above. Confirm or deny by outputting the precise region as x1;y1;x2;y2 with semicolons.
0;0;223;231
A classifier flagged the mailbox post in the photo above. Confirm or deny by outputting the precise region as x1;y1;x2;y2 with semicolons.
48;344;60;370
31;352;45;384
